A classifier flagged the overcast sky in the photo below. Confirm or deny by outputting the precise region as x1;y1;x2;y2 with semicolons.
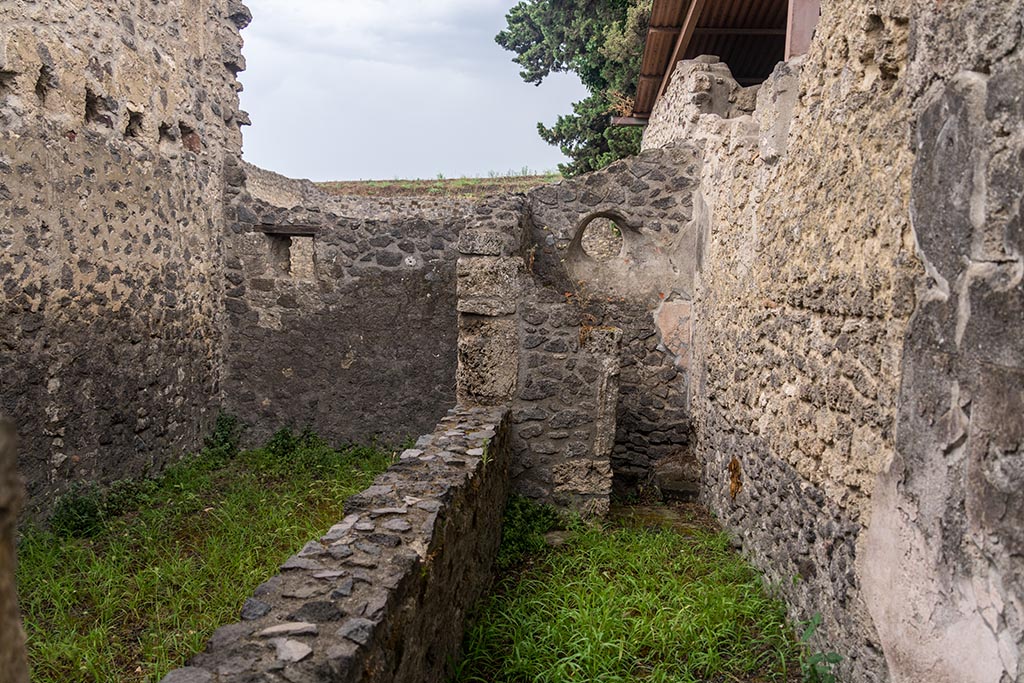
237;0;588;181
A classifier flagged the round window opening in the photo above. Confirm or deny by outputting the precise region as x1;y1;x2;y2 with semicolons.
580;216;625;262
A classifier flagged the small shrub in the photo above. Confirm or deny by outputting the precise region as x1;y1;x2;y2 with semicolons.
264;426;300;458
494;495;561;570
203;413;242;463
102;478;157;517
800;613;843;683
50;483;106;538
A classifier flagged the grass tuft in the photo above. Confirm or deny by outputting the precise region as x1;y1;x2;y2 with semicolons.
494;495;561;571
454;509;800;683
17;424;394;683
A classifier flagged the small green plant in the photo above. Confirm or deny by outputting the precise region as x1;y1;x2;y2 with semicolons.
203;413;242;463
494;495;561;570
49;482;106;538
800;613;843;683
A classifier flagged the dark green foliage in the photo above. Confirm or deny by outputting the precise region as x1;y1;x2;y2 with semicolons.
494;495;562;570
49;483;106;538
203;413;242;463
49;415;244;538
497;0;651;175
101;478;158;518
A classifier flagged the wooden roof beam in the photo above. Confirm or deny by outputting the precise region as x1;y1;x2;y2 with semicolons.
693;27;787;36
657;0;708;100
610;116;649;126
785;0;822;59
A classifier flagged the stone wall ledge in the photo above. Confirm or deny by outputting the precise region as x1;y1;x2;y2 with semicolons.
160;404;511;683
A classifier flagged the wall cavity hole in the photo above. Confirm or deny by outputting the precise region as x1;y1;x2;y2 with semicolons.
0;70;17;97
158;122;177;144
580;217;625;262
84;88;114;128
125;110;144;139
267;235;292;275
35;65;56;101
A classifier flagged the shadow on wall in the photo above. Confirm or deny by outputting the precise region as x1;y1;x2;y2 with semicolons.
1;418;29;682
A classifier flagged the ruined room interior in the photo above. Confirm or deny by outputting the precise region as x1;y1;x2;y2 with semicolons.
1;1;1021;682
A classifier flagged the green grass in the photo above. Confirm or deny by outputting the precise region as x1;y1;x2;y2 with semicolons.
317;172;562;199
453;506;800;683
17;425;394;683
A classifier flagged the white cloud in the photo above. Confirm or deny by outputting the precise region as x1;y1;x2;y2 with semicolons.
245;0;510;67
238;0;589;181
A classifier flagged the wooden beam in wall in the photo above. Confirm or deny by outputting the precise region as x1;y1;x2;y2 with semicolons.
657;0;707;100
259;224;318;237
785;0;822;59
610;116;649;126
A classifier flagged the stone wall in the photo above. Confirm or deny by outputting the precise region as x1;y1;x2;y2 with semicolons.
0;0;249;513
160;405;511;683
643;1;1023;681
456;200;623;515
861;2;1024;681
525;149;701;498
222;165;490;446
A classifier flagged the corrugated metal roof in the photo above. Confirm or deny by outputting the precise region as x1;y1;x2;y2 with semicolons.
631;0;787;118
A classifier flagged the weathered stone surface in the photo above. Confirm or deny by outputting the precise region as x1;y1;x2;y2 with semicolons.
239;598;272;621
457;316;518;405
862;43;1024;683
221;167;509;448
256;622;318;638
272;638;312;662
640;3;1024;682
0;0;247;514
161;405;512;683
456;256;521;316
160;668;213;683
521;149;698;498
0;418;28;683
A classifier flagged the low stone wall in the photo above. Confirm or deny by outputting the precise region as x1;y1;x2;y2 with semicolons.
161;404;510;683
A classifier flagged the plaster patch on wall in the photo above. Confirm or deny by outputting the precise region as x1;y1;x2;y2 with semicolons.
654;298;692;369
